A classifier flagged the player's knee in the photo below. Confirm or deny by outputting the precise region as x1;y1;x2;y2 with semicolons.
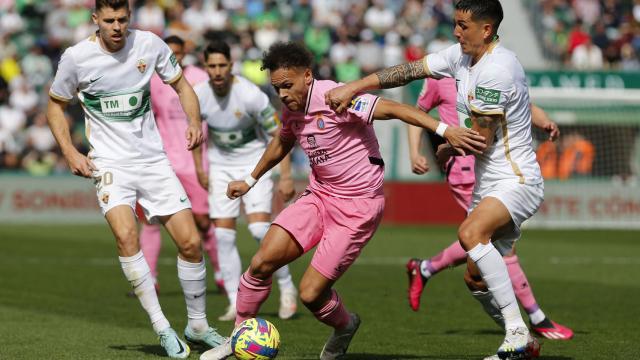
115;226;138;254
299;285;324;309
178;236;202;262
458;223;481;250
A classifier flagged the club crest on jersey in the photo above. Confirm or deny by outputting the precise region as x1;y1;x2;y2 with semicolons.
316;115;325;130
349;96;369;112
101;192;110;204
234;109;242;119
137;59;147;73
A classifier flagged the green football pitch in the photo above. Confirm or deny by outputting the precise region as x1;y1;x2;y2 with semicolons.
1;224;638;359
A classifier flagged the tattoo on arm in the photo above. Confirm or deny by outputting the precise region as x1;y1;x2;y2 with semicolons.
376;60;428;89
474;115;496;128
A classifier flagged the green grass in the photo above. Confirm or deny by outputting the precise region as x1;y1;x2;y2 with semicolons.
1;224;638;359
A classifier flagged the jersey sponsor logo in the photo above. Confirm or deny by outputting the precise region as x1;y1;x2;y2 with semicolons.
170;53;178;67
349;96;369;112
99;91;144;115
137;59;147;73
305;135;330;166
475;86;501;105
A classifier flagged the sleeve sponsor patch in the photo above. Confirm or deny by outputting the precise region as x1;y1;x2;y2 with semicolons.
170;53;178;67
475;86;501;105
349;96;370;112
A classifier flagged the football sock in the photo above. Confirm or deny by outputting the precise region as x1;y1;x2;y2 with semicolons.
504;255;547;325
177;257;209;333
468;242;526;330
236;272;272;326
312;290;351;330
471;290;505;329
248;222;296;292
120;251;170;334
423;240;468;277
203;226;220;272
216;227;241;306
139;224;162;280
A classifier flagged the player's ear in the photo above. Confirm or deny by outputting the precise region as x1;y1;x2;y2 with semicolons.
92;12;98;25
483;23;493;42
304;68;312;86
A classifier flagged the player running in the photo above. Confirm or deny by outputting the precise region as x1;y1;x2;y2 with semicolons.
407;77;573;341
136;35;223;295
46;1;225;357
191;40;299;322
326;0;547;358
199;41;486;360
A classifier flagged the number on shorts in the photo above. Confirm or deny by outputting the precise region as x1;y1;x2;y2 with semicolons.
103;171;113;186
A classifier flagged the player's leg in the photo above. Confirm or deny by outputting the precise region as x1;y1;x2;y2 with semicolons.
138;202;162;290
505;248;574;340
194;212;224;292
458;197;531;358
407;182;473;311
245;174;298;320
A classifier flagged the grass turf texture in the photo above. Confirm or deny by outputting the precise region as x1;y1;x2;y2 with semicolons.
1;224;638;359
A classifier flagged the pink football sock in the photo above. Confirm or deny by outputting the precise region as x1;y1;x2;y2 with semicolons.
203;226;220;272
505;255;540;314
426;240;468;275
235;272;272;326
312;290;351;330
139;224;162;279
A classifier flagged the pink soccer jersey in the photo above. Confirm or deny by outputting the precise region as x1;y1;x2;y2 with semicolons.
151;65;209;174
417;77;475;188
280;79;384;198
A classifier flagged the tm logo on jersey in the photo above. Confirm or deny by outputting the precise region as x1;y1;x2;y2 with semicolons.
349;96;369;112
475;87;501;105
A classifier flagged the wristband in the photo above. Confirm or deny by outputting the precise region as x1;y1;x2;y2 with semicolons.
244;175;258;187
435;122;448;137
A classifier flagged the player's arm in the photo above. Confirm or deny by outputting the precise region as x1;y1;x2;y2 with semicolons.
170;75;204;150
267;128;295;202
530;103;560;141
407;124;429;174
227;135;296;200
46;97;96;178
373;98;486;156
325;60;429;113
192;143;208;190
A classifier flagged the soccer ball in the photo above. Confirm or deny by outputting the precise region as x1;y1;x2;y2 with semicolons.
231;318;280;360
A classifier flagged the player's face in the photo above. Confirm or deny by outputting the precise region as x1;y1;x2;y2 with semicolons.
168;43;185;66
270;67;312;112
92;6;130;52
453;10;492;57
205;53;232;96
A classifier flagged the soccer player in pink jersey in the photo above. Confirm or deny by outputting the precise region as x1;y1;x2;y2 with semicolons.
199;42;486;360
138;35;223;293
407;77;574;341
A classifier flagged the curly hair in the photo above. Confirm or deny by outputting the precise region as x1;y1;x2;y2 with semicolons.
261;41;313;72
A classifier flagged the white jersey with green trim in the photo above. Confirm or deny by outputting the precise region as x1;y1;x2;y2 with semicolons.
50;29;182;166
424;42;542;185
194;76;278;168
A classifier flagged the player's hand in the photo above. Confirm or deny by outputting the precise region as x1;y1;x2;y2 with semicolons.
443;127;486;156
435;143;455;169
325;84;356;114
278;177;295;202
65;150;97;178
186;122;204;150
227;180;251;200
196;170;208;190
542;121;560;141
410;153;430;175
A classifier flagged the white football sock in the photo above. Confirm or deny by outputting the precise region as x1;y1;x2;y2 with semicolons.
467;242;526;331
248;222;295;291
420;260;433;278
177;257;209;333
120;251;170;334
215;227;241;307
529;309;547;325
471;290;505;329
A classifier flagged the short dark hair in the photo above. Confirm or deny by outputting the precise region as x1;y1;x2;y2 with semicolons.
164;35;185;47
95;0;129;12
204;40;231;61
261;41;313;72
455;0;503;34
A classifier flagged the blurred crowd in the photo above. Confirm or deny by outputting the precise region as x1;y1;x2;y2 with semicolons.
530;0;640;70
0;0;637;175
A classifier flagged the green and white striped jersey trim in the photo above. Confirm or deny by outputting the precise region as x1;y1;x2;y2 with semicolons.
81;87;151;122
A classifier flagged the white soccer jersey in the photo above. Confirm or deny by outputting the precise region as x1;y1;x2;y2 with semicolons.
50;29;181;166
194;76;278;168
424;42;542;185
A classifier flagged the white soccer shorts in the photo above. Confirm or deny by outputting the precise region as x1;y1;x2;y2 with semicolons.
93;161;191;223
208;167;273;219
468;180;544;255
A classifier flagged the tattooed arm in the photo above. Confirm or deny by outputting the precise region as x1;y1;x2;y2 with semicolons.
325;59;430;113
471;112;500;152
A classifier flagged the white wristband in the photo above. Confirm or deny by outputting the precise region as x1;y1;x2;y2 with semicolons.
244;175;258;187
435;122;448;137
